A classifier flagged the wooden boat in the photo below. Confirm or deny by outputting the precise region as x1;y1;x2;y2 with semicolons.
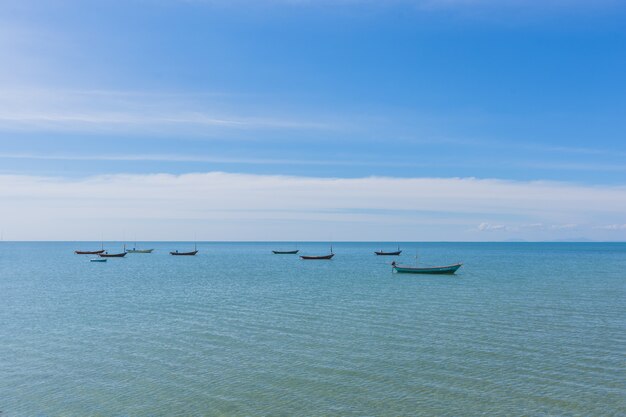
170;243;198;256
126;248;154;253
391;261;462;275
90;258;107;262
375;246;402;256
272;250;299;254
75;249;105;255
76;239;106;254
301;245;334;260
99;252;127;258
125;240;153;253
300;253;334;260
170;250;198;256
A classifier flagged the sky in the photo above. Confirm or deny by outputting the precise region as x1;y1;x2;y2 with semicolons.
1;0;626;241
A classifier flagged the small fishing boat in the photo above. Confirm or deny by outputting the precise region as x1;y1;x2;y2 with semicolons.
98;244;128;258
75;239;106;254
125;240;154;253
170;243;198;256
391;261;462;275
126;248;154;253
272;250;299;254
99;252;127;258
170;250;198;256
75;249;105;255
375;246;402;256
301;245;334;260
300;253;334;260
90;258;107;262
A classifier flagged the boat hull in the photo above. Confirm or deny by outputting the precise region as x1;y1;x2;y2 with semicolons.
375;250;402;256
300;254;334;260
170;250;198;256
393;263;462;274
272;250;299;254
90;258;107;262
98;252;127;258
75;250;105;255
126;249;154;253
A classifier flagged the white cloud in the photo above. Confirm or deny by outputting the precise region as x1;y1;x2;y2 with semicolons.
477;222;506;231
597;224;626;231
1;172;626;240
177;0;624;16
182;0;619;7
0;88;330;134
0;152;400;167
550;223;578;230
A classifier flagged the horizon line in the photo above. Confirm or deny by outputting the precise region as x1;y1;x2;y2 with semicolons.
1;240;624;243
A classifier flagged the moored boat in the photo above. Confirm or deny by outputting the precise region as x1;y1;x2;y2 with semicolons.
170;250;198;256
391;261;462;274
171;243;198;256
375;245;402;256
375;250;402;256
300;253;334;260
90;258;107;262
126;248;154;253
272;250;299;254
125;240;154;253
300;245;334;260
99;252;127;258
75;239;105;254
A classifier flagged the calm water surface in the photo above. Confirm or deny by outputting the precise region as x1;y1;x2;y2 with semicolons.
0;242;624;416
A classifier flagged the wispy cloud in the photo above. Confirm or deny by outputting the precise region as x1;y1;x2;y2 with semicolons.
1;172;625;240
597;224;626;231
177;0;626;18
477;222;506;231
4;152;626;173
0;88;331;134
550;223;578;230
0;152;398;167
182;0;620;9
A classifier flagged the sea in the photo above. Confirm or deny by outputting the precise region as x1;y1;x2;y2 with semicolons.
0;242;624;416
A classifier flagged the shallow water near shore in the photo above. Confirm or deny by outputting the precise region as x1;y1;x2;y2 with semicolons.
1;242;624;416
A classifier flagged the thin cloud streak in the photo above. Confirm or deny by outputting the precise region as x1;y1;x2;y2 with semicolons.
182;0;620;9
1;172;625;240
0;88;332;133
2;152;626;173
0;152;399;167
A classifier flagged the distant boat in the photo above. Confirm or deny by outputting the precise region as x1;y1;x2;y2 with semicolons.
90;258;107;262
75;249;105;255
272;250;299;254
170;250;198;256
75;239;106;255
300;253;334;260
301;245;334;260
125;240;153;253
375;246;402;256
170;242;198;256
391;261;462;275
99;252;127;258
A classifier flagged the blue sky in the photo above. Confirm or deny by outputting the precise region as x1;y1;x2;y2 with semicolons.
1;0;626;240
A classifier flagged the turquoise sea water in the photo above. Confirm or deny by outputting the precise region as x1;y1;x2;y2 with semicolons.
1;242;624;416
